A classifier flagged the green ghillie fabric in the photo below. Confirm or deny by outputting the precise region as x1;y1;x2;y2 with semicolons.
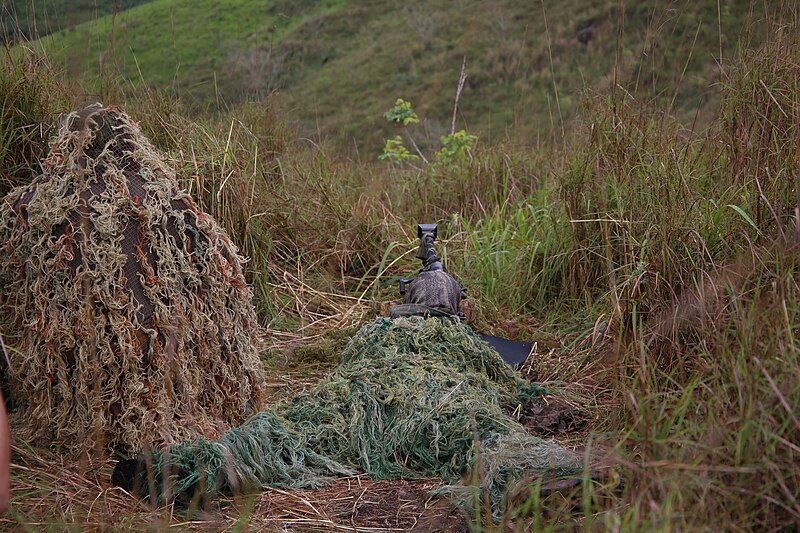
148;412;354;501
143;317;580;511
0;104;267;452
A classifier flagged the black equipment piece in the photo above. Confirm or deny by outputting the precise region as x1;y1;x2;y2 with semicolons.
417;223;438;240
478;335;533;369
415;223;443;272
398;278;412;296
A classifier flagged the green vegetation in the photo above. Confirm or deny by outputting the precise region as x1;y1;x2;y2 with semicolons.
34;0;342;104
1;1;799;531
28;0;768;151
1;0;151;41
379;97;479;165
143;317;578;518
383;98;419;126
0;49;72;194
379;135;419;163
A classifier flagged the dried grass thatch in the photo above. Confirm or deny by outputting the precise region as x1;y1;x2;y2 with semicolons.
0;104;267;453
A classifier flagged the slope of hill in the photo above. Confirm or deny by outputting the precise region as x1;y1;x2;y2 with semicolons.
32;0;766;150
1;0;151;41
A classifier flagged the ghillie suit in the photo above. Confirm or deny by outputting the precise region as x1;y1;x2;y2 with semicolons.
116;317;580;514
0;104;267;452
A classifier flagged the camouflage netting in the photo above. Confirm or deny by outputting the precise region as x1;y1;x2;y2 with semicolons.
0;104;267;452
137;317;580;514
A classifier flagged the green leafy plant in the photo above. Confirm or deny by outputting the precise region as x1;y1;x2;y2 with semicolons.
378;135;419;163
436;129;478;164
380;97;477;165
383;98;419;125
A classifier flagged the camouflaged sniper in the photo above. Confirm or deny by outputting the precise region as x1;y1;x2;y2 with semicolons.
0;104;267;452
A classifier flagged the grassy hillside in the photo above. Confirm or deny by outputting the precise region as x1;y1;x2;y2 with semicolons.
31;0;766;151
1;0;150;41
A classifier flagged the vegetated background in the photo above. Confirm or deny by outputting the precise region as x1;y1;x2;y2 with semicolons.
1;0;799;531
3;0;768;151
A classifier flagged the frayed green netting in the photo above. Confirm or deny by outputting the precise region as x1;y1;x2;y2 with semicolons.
144;317;580;512
0;104;267;452
148;411;354;499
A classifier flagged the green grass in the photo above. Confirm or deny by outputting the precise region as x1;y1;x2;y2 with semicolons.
1;0;151;42
24;0;769;152
35;0;343;103
0;47;73;195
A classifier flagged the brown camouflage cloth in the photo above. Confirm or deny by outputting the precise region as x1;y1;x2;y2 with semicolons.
0;104;267;452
